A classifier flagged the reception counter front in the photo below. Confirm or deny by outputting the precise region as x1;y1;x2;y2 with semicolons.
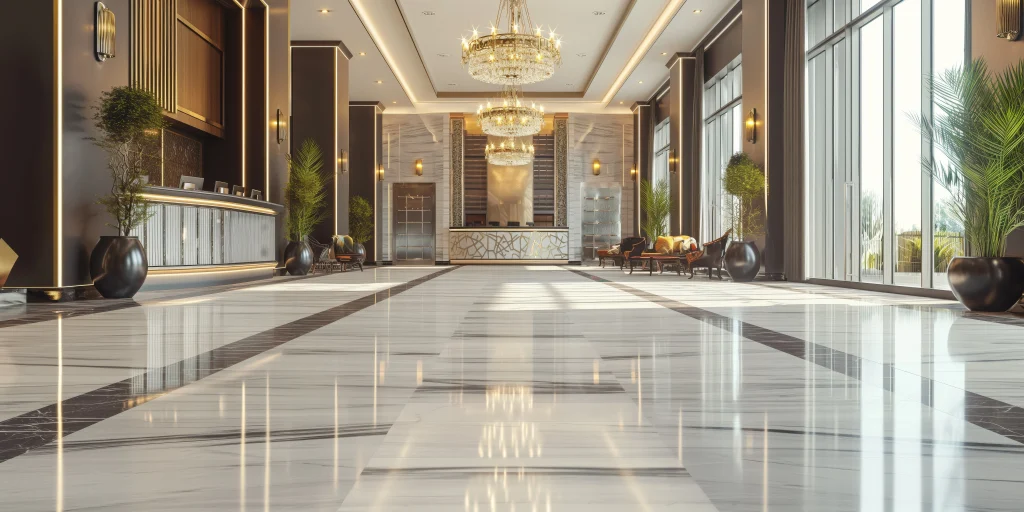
132;187;283;290
449;227;569;264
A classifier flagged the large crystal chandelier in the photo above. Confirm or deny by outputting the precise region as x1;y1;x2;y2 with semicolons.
485;137;535;166
477;86;545;138
461;0;562;86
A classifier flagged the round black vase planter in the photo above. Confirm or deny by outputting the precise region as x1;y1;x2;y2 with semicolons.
725;240;761;282
947;256;1024;312
90;236;148;299
284;241;313;276
352;243;367;265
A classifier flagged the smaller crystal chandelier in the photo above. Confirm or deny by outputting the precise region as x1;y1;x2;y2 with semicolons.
485;137;535;166
477;86;544;138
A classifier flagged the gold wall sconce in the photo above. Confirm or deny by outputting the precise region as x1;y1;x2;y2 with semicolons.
415;159;424;176
338;150;347;173
95;2;116;62
275;109;288;144
745;108;758;144
630;166;637;181
998;0;1021;40
592;159;601;176
669;150;678;174
377;164;385;182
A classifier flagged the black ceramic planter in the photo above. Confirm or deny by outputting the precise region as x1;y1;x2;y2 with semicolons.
725;240;761;282
947;256;1024;312
284;241;313;276
351;243;367;265
90;236;148;299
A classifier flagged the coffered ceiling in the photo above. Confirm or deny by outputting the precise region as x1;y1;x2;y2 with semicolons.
292;0;738;114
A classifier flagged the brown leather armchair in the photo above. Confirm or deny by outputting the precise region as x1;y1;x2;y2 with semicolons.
612;237;647;269
686;229;731;279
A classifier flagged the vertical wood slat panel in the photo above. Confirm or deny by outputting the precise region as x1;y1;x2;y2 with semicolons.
131;0;176;112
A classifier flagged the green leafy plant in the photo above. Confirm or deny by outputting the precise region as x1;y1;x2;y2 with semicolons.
640;179;672;242
916;59;1024;258
349;196;374;245
93;86;164;236
285;139;329;242
723;152;765;240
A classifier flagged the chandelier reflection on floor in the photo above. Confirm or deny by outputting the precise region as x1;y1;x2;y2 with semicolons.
478;85;545;138
461;0;562;86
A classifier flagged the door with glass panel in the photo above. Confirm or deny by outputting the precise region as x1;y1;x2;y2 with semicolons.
392;183;436;264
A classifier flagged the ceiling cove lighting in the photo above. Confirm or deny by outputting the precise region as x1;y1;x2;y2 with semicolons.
477;85;545;137
461;0;562;85
485;138;535;166
350;0;418;102
601;0;684;104
318;8;330;14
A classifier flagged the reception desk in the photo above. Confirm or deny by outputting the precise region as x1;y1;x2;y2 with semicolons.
131;187;283;290
449;227;569;264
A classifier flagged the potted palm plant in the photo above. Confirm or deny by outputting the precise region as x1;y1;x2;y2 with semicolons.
284;139;329;275
640;179;672;249
722;152;765;282
918;59;1024;311
345;195;373;265
90;86;164;299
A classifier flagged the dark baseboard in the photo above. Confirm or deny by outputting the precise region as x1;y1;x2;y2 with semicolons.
26;286;101;302
435;261;451;266
568;261;582;266
805;278;956;300
380;261;394;266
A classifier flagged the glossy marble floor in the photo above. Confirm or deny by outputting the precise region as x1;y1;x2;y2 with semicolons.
1;265;1023;511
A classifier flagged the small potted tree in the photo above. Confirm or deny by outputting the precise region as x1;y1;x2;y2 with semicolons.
918;59;1024;311
284;139;329;275
722;152;765;282
640;179;672;249
90;86;164;299
345;195;373;265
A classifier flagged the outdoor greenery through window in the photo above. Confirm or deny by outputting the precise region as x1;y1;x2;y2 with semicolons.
701;56;743;243
804;0;966;289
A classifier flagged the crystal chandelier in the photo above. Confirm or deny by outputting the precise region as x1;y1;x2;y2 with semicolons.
461;0;562;85
477;86;545;138
485;137;535;166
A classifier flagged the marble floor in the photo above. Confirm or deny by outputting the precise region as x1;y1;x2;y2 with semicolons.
1;265;1023;511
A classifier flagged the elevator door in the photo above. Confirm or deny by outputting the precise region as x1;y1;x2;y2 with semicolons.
392;183;436;264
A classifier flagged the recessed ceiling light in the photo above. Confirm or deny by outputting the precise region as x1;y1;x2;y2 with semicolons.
422;10;435;15
619;101;624;105
639;80;644;84
661;52;668;56
566;83;574;86
437;53;450;57
392;101;398;104
593;10;606;15
359;52;366;56
447;83;458;86
576;53;587;57
693;9;703;13
317;8;331;14
375;80;383;84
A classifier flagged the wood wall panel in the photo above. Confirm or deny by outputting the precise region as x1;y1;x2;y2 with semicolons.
176;22;223;126
177;0;224;47
464;135;488;219
533;134;555;217
130;0;176;112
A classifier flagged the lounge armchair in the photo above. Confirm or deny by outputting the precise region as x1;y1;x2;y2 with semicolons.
685;229;731;279
618;237;648;270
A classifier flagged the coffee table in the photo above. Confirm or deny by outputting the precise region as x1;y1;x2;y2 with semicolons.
628;254;684;275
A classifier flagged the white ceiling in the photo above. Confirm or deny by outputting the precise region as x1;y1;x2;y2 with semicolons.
291;0;739;114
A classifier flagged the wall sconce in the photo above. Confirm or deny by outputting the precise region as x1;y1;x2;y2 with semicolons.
275;109;288;144
592;159;601;176
95;2;116;62
415;159;424;176
630;166;637;181
338;150;347;173
377;164;385;182
998;0;1022;40
668;150;678;174
745;108;758;144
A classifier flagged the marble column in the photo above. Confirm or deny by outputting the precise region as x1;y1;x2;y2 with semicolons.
450;115;465;228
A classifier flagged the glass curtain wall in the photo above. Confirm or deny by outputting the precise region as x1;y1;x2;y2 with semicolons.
701;57;743;243
805;0;966;289
653;119;671;232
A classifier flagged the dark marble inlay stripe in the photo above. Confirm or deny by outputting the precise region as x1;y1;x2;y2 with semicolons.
568;268;1024;446
0;266;459;464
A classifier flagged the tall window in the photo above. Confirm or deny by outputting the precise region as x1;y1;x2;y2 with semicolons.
701;57;743;242
805;0;966;289
652;118;671;232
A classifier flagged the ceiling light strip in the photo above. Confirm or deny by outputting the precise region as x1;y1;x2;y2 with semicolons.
349;0;418;103
602;0;685;105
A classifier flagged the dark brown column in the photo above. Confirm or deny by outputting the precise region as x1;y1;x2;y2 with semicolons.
631;101;654;238
291;41;351;246
668;54;698;238
349;102;385;264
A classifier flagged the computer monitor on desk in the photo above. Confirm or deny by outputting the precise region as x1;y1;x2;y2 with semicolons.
507;221;520;227
179;176;204;191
